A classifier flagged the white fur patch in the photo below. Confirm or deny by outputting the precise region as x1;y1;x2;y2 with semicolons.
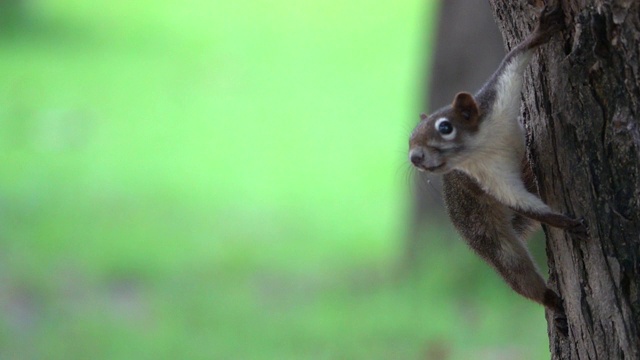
463;158;550;213
492;52;533;123
457;49;551;214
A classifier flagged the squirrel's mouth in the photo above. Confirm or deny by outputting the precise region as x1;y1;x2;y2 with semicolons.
421;162;446;172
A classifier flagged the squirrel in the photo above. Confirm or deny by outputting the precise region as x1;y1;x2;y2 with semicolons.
408;4;587;322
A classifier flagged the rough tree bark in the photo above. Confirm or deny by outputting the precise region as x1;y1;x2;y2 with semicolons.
488;1;640;358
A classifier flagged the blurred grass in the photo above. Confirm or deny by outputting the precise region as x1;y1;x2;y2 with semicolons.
0;1;550;359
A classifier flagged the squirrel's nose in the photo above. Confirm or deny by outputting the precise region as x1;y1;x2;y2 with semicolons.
409;150;424;166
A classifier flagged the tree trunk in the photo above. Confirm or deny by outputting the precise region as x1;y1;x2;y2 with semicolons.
488;1;640;358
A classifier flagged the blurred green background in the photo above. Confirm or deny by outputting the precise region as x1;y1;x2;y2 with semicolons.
0;1;550;359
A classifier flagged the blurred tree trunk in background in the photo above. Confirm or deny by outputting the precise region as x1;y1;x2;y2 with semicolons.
489;1;640;358
406;0;504;266
0;0;26;29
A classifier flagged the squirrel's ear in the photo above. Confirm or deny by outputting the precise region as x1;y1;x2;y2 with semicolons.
452;92;479;121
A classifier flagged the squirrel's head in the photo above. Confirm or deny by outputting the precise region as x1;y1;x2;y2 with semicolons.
408;92;480;173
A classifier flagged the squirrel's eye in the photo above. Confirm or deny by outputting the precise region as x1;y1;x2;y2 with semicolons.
435;117;456;140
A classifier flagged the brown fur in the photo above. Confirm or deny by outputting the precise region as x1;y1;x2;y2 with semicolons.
443;169;562;310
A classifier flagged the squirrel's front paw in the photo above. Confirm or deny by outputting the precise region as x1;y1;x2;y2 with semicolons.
568;216;589;240
537;4;565;35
